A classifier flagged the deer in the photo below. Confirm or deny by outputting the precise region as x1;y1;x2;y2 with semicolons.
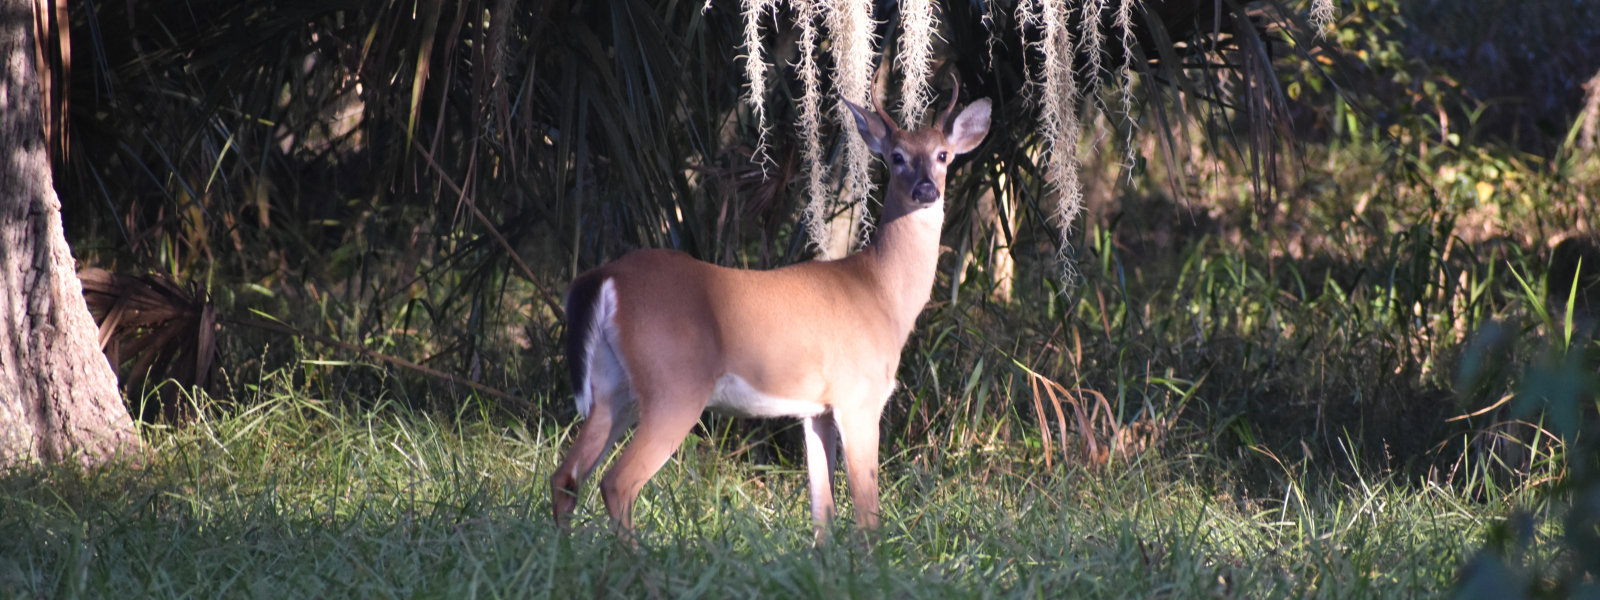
551;79;991;537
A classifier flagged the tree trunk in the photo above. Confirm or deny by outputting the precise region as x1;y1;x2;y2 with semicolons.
979;186;1016;304
822;202;864;260
0;0;140;466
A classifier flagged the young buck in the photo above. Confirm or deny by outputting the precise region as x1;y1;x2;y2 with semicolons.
552;84;991;535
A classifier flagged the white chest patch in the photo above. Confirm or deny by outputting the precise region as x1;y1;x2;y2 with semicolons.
706;374;825;419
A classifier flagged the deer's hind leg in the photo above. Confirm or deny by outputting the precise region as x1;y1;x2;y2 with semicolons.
597;375;713;530
551;339;638;526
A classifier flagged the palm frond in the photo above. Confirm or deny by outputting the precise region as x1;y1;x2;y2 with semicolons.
80;268;215;423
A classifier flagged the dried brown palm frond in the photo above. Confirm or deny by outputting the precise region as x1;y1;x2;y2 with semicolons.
80;267;535;421
31;0;71;163
690;137;800;267
1025;367;1194;469
79;268;215;423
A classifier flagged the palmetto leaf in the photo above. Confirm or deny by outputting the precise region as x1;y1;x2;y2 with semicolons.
80;268;535;419
80;268;216;423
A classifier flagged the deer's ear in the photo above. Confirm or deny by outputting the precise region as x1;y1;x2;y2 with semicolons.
843;99;890;154
947;98;991;155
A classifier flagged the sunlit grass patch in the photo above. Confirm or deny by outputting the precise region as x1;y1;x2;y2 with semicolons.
0;378;1524;598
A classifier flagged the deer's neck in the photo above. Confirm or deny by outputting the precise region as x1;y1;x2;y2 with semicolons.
853;193;945;338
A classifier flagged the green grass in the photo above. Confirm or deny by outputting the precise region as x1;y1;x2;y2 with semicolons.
0;373;1526;598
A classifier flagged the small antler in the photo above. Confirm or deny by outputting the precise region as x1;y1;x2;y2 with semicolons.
871;94;902;135
937;72;960;133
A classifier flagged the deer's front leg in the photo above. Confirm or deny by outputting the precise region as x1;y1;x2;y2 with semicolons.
834;398;886;532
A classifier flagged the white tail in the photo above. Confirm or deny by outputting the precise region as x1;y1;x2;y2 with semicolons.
552;80;992;535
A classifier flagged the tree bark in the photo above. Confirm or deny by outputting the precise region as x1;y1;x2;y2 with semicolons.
977;186;1015;304
0;0;140;466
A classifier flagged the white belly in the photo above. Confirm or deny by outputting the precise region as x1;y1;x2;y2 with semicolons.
706;373;825;419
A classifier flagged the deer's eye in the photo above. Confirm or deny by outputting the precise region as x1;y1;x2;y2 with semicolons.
938;151;949;163
892;153;905;165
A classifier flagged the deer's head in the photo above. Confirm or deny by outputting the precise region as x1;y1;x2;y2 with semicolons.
843;78;991;212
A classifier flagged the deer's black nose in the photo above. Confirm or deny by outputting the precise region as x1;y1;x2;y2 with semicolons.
913;180;939;203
